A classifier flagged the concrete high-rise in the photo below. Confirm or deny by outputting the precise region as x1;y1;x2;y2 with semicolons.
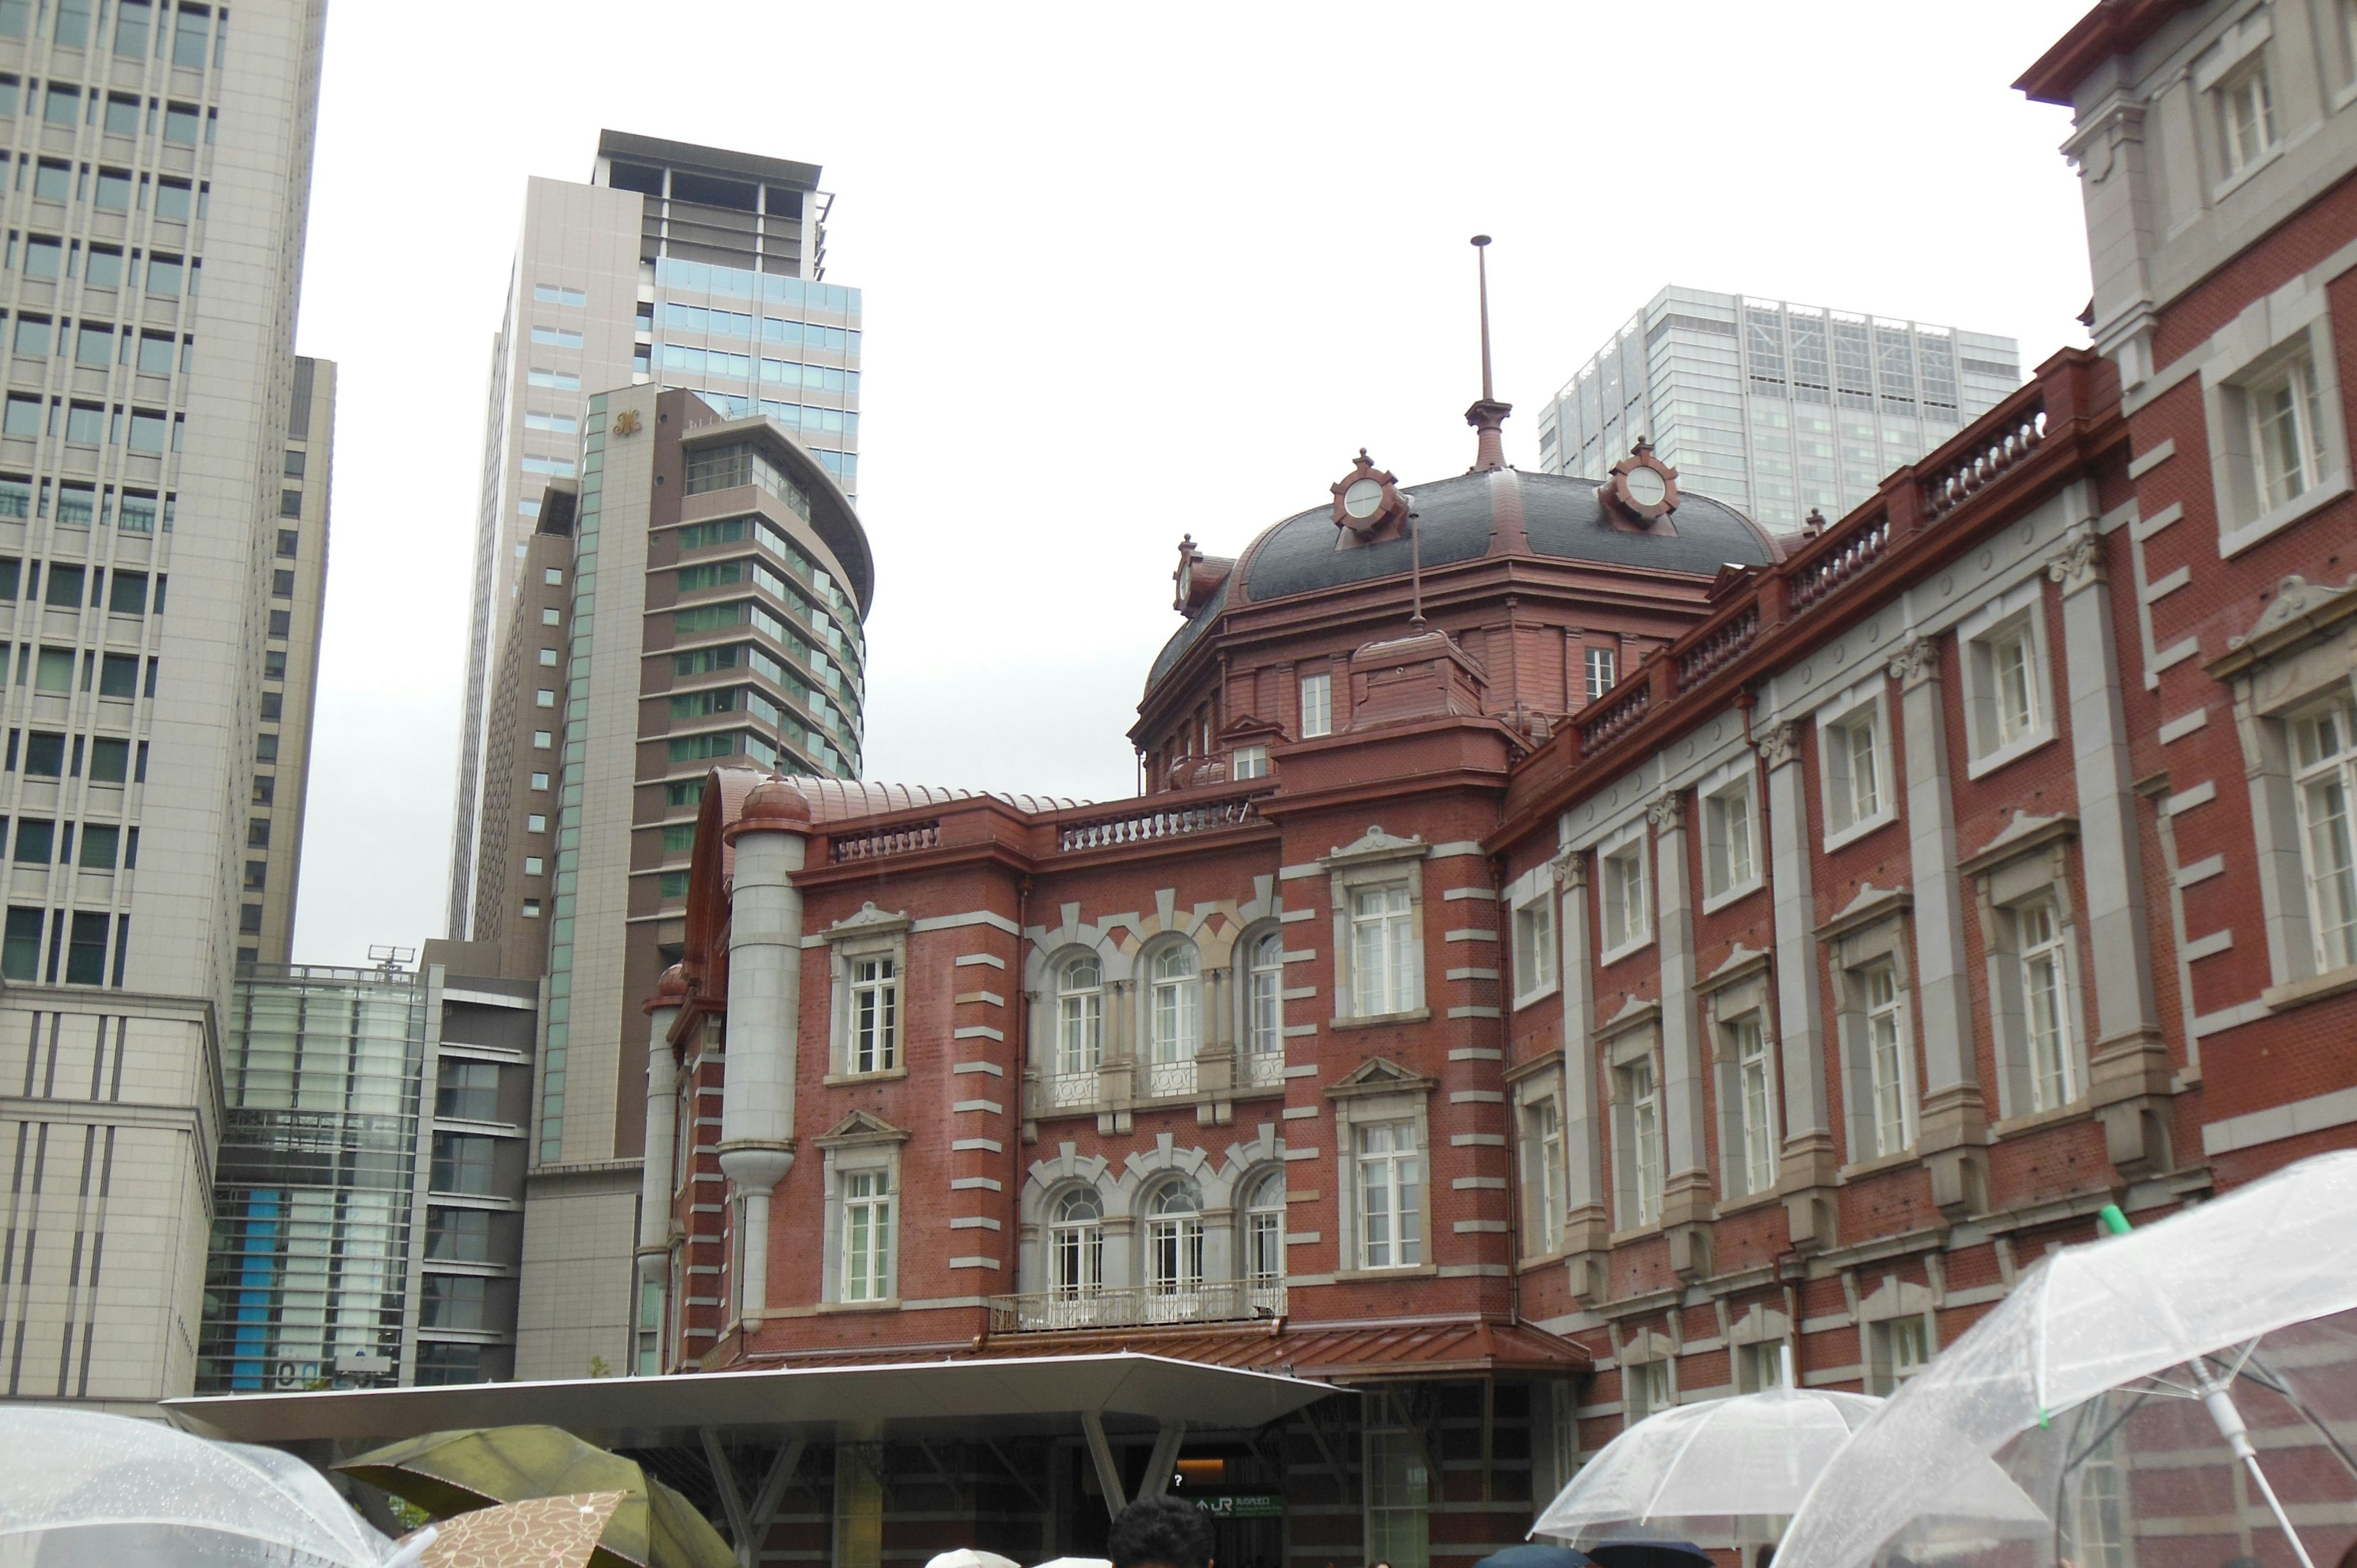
486;385;871;1380
1535;285;2022;531
0;0;328;1404
446;133;862;944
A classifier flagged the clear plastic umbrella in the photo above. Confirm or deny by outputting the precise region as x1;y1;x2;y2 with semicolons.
0;1404;393;1566
1532;1350;2042;1548
1778;1151;2357;1568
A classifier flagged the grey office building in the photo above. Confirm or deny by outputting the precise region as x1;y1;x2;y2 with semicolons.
1535;285;2022;531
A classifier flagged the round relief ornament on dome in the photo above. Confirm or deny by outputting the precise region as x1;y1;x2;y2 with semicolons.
1329;448;1407;538
1343;477;1385;519
1603;438;1681;526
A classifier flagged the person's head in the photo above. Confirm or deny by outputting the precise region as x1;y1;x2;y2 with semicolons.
1107;1494;1216;1568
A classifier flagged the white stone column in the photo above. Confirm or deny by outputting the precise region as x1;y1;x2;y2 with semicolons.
1651;792;1713;1276
1760;722;1836;1250
637;968;685;1289
1554;848;1606;1299
2049;522;2172;1175
1889;638;1986;1218
719;784;810;1328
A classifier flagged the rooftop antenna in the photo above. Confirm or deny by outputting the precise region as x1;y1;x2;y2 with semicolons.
1466;236;1512;473
367;944;416;975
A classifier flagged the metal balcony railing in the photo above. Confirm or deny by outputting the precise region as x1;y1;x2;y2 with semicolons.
986;1280;1286;1333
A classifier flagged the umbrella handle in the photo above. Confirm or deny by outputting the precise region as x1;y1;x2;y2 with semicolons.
2202;1381;2318;1568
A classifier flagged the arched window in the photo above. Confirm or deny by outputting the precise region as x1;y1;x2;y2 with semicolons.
1145;1177;1203;1299
1244;932;1284;1086
1149;944;1201;1062
1054;957;1102;1105
1049;1187;1104;1299
1242;1170;1285;1306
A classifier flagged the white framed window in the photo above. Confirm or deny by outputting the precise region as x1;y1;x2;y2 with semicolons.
1818;683;1896;848
1351;882;1415;1015
1243;932;1285;1086
1621;1056;1659;1226
1868;1313;1933;1394
1523;1097;1564;1255
1729;1015;1778;1197
2293;698;2357;972
1585;644;1617;701
1050;1186;1104;1298
1511;889;1556;1004
1299;671;1333;738
1145;1178;1204;1297
1699;759;1762;907
850;956;898;1074
1242;1171;1285;1300
1962;584;2054;776
1232;744;1269;780
2217;57;2275;179
2251;350;2328;512
840;1168;894;1303
1355;1119;1422;1269
2019;898;2079;1111
1148;943;1201;1060
1597;827;1651;962
1864;962;1914;1157
1056;957;1102;1075
1624;1357;1671;1422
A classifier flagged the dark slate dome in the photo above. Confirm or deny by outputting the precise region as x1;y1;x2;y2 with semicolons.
1145;468;1781;690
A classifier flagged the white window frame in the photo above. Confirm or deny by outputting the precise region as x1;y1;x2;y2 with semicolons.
1960;581;2056;778
1698;755;1763;910
1299;670;1333;738
838;1167;894;1303
1729;1013;1779;1199
1325;832;1430;1026
1144;1176;1206;1297
849;956;899;1075
1351;882;1416;1016
1353;1118;1423;1270
2291;695;2357;975
1143;939;1202;1097
1585;644;1618;701
1606;1023;1664;1232
1596;822;1653;964
1817;680;1897;850
1508;867;1557;1007
2202;296;2350;559
2216;55;2277;183
815;1115;907;1310
1240;1170;1285;1299
2018;897;2079;1113
1048;1184;1105;1299
1862;961;1916;1159
1242;929;1286;1087
824;909;911;1084
1232;743;1269;780
1522;1095;1565;1257
1971;825;2094;1126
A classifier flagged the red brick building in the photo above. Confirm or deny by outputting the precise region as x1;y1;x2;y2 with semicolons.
635;4;2357;1566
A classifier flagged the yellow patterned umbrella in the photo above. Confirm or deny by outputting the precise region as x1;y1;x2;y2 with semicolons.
338;1427;735;1568
389;1493;627;1568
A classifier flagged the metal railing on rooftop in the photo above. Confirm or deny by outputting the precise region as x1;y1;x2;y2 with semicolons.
986;1280;1285;1333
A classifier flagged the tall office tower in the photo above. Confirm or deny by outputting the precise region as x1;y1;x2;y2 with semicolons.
198;944;538;1392
1535;286;2022;531
446;132;862;944
0;1;326;1402
500;385;870;1379
247;353;331;965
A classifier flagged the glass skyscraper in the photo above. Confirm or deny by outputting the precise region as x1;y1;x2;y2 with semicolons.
1535;286;2022;531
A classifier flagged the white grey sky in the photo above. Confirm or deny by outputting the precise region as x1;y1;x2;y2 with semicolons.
290;0;2096;965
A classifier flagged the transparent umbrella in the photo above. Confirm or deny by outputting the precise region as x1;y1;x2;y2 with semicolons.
1532;1350;2042;1549
1778;1151;2357;1568
0;1404;393;1566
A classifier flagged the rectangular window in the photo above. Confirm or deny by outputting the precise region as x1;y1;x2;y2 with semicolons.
2020;900;2077;1111
1355;1120;1421;1269
1585;645;1618;701
1864;963;1913;1157
1600;835;1651;957
74;325;112;366
98;653;137;697
524;856;544;877
154;179;192;222
44;565;82;608
63;911;106;984
430;1132;498;1195
436;1059;501;1122
1625;1358;1671;1422
851;956;898;1073
1620;1054;1662;1227
2250;351;2327;512
31;161;66;202
840;1168;894;1302
2218;59;2275;177
1702;773;1759;902
103;95;138;136
1;396;36;439
1822;693;1892;843
1871;1315;1932;1394
14;818;52;863
23;732;62;776
1349;882;1415;1016
1366;1425;1431;1568
1729;1016;1778;1197
0;908;38;980
77;824;118;870
422;1273;488;1331
426;1208;492;1264
526;814;546;833
34;648;71;692
87;738;127;782
1523;1097;1564;1253
1512;892;1555;1000
528;325;583;349
1299;671;1333;738
1231;743;1268;780
136;333;174;375
2295;701;2357;972
532;283;588;306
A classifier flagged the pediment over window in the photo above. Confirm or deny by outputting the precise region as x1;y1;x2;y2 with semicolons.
2212;573;2357;678
1322;825;1429;869
827;901;912;940
1959;811;2078;878
1325;1054;1437;1100
1813;882;1913;945
815;1109;911;1148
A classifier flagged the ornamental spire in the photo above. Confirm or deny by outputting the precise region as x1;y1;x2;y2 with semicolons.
1465;234;1512;473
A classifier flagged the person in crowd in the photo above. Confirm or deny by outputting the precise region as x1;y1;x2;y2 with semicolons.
1107;1495;1217;1568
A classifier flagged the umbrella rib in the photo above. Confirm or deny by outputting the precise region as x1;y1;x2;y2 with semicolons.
1632;1408;1722;1524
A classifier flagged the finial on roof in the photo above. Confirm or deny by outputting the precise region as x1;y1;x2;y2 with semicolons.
1465;235;1512;473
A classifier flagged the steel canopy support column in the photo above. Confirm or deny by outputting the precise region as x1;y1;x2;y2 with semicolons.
1142;1418;1187;1499
1081;1410;1128;1520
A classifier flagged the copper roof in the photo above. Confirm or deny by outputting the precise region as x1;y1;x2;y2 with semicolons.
772;776;1089;822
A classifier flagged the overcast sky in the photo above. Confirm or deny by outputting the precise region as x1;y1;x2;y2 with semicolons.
288;0;2096;966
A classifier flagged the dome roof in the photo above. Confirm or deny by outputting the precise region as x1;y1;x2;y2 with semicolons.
1147;468;1781;689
